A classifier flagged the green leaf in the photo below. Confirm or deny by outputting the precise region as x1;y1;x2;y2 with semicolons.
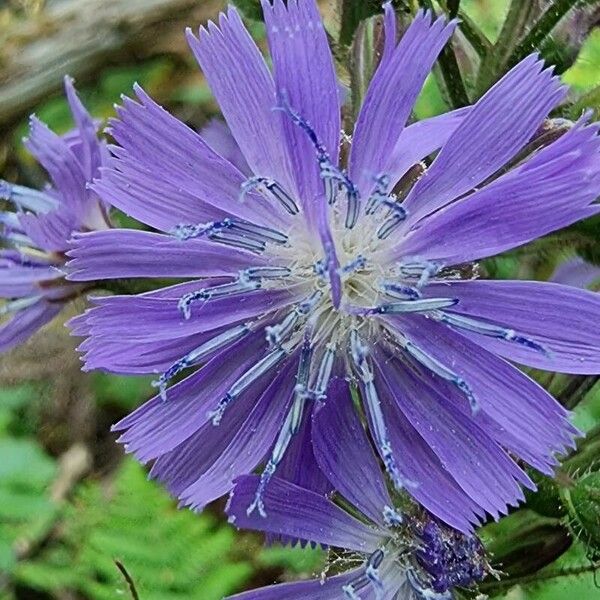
0;438;57;575
488;543;600;599
15;460;253;600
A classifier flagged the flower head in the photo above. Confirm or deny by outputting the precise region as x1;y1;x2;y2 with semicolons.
69;1;600;530
225;398;491;599
0;77;109;352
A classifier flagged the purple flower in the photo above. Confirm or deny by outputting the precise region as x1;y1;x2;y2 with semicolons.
225;396;489;599
0;77;109;352
68;1;600;531
551;257;600;289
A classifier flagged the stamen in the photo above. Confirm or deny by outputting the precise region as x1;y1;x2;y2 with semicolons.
311;342;336;400
0;295;40;315
208;347;288;426
209;231;267;253
383;505;403;527
227;221;289;245
339;255;367;276
243;266;292;280
365;174;391;215
373;298;458;315
171;220;225;241
380;282;422;300
377;211;407;240
401;340;479;414
275;95;361;229
178;278;261;320
398;260;442;288
342;550;386;600
151;324;251;400
247;337;312;517
265;290;324;348
433;311;550;356
240;176;299;216
365;549;385;596
351;331;415;491
172;217;288;248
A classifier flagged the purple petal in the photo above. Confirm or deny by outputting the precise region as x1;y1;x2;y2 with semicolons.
399;118;600;263
401;54;566;224
18;209;77;252
426;279;600;373
277;405;332;495
262;0;341;232
24;117;87;224
0;300;62;352
349;10;457;196
64;76;104;183
386;106;469;188
79;281;304;344
200;119;251;176
77;327;229;374
175;357;298;510
384;315;576;470
552;257;600;289
112;331;269;462
0;264;61;297
187;8;296;195
378;352;531;520
225;567;370;600
312;378;393;528
96;85;283;232
66;229;267;281
228;475;386;552
371;358;485;532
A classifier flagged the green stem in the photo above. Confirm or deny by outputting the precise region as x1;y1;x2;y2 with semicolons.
509;0;597;69
457;9;493;57
476;0;537;94
420;0;470;108
115;561;140;600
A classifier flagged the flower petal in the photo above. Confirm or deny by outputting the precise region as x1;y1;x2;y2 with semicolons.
426;279;600;373
200;119;251;176
224;567;370;600
96;85;282;231
0;300;62;352
24;117;87;223
227;475;386;552
174;357;298;510
386;106;469;188
401;54;566;224
552;257;600;289
399;118;600;263
379;351;531;519
384;315;577;470
372;358;484;532
112;330;269;462
312;378;393;528
186;8;296;194
66;229;266;281
78;281;304;344
349;9;456;196
262;0;340;232
63;76;104;183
